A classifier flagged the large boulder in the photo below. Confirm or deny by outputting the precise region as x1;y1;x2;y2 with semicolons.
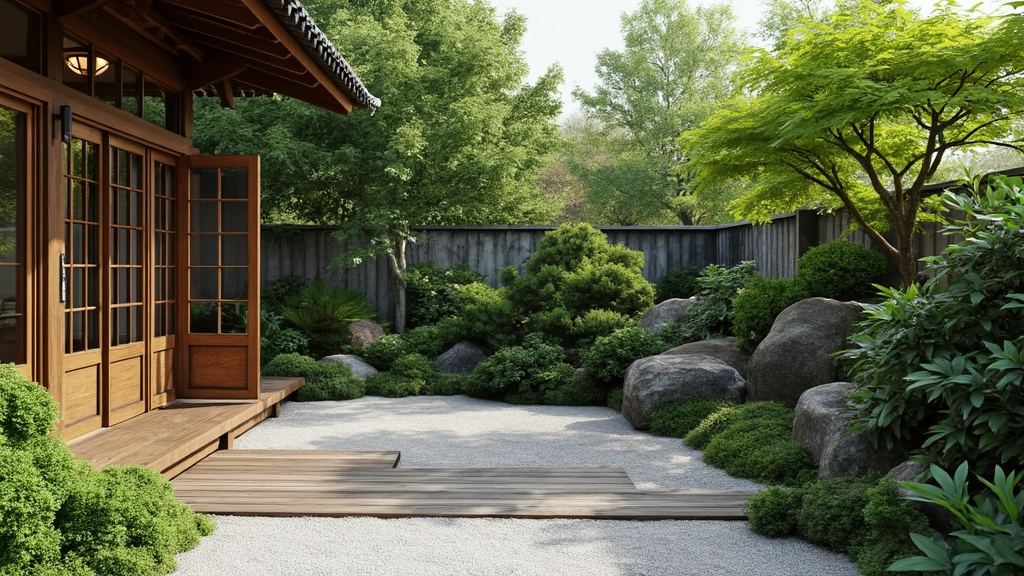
662;337;751;379
640;298;696;336
622;355;745;430
435;342;488;375
793;382;903;478
746;298;863;407
346;319;384;348
888;461;958;534
320;354;378;380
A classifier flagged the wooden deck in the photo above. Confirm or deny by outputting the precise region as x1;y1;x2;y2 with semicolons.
68;377;304;478
172;449;756;520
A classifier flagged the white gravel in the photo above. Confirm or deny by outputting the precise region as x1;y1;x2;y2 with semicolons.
171;395;859;576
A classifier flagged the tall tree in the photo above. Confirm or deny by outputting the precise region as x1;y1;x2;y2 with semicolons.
570;0;743;225
682;0;1024;287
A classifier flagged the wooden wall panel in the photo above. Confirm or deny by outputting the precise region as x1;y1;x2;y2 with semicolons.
188;346;247;390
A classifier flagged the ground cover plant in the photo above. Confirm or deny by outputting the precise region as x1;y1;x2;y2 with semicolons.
0;364;214;575
648;396;737;438
261;353;365;401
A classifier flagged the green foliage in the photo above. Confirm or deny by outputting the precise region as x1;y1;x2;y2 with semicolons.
683;0;1024;286
365;372;423;398
856;477;929;576
656;266;702;302
0;366;212;576
262;275;309;314
580;327;667;387
260;309;309;365
364;353;466;397
795;241;888;301
0;364;59;446
453;283;520;351
683;405;739;450
892;462;1024;576
569;309;634;344
700;401;817;486
467;334;576;404
606;387;624;412
797;476;878;554
747;486;803;538
844;180;1024;477
278;280;374;359
359;335;413;371
401;324;459;358
561;260;655;318
261;353;365;402
404;263;487;328
649;396;737;439
662;261;760;346
732;276;806;352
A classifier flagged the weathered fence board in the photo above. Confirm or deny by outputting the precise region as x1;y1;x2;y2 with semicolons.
261;210;957;323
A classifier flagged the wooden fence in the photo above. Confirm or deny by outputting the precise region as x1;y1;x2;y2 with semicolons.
260;210;955;323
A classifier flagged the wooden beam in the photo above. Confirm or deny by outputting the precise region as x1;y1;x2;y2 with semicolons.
102;1;205;61
162;12;289;61
233;69;345;113
218;77;235;108
237;0;353;113
55;0;114;20
183;58;247;91
160;0;263;30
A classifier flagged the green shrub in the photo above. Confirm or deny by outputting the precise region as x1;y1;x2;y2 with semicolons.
747;486;803;537
404;263;487;328
844;179;1024;477
700;402;817;486
561;260;654;319
522;223;643;275
359;335;413;370
580;327;667;387
683;405;740;450
0;446;62;570
278;280;374;359
892;462;1024;576
606;387;624;412
0;364;59;446
856;477;929;576
261;353;365;401
454;283;520;350
401;324;457;358
649;396;737;438
732;276;806;352
467;334;576;404
261;274;308;314
570;309;634;344
260;310;309;364
797;476;878;554
365;372;423;397
421;372;467;396
662;261;760;346
796;241;888;302
656;266;702;302
541;374;608;406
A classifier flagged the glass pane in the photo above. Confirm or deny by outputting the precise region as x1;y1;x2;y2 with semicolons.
190;168;218;200
167;303;175;335
155;269;164;300
72;311;84;352
122;67;140;116
64;311;71;354
87;225;98;264
94;51;116;106
190;202;218;233
190;268;218;300
221;168;247;199
116;188;128;224
86;308;99;350
222;202;247;233
86;182;98;222
118;307;129;345
72;267;83;307
71;180;83;220
164;166;176;199
190;303;218;333
0;1;43;73
131;155;141;189
117;268;129;304
143;83;167;129
190;235;219;266
130;230;140;264
222;235;247;266
71;223;83;263
221;268;248;300
117;228;128;263
155;235;164;265
130;306;141;342
222;303;247;334
154;303;165;337
85;141;99;180
131;268;141;303
87;267;98;307
110;308;118;346
0;232;13;262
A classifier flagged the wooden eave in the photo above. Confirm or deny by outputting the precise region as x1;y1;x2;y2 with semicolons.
58;0;380;115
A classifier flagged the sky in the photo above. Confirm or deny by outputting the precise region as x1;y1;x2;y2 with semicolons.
486;0;1009;121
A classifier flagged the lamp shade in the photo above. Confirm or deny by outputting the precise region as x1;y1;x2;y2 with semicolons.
64;49;109;76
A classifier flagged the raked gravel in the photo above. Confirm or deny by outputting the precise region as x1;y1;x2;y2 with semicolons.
171;395;859;576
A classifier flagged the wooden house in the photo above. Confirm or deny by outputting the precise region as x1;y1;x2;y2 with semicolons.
0;0;379;440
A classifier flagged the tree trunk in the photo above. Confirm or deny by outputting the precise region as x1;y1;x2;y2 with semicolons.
388;239;408;334
894;213;919;289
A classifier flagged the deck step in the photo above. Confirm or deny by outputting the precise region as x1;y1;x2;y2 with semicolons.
171;450;754;520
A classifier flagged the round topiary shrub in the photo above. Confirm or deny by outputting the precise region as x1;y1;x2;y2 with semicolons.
570;309;633;344
649;396;738;439
467;334;575;404
747;486;804;538
580;327;667;387
796;241;888;301
561;260;655;319
0;363;60;446
358;334;413;370
796;476;878;554
731;276;807;352
656;266;702;302
404;263;487;328
365;372;424;397
261;353;365;401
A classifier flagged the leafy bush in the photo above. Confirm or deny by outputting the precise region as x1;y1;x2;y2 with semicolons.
454;283;520;350
0;364;213;576
796;476;878;554
278;280;374;359
700;402;817;486
570;309;634;344
260;309;309;364
261;353;365;401
731;276;806;352
561;260;654;319
365;372;423;397
401;324;460;358
656;266;702;302
796;241;888;302
856;477;929;576
683;405;739;450
892;462;1024;576
649;396;737;438
580;327;667;387
262;274;309;314
661;261;760;346
747;486;803;538
404;263;487;328
467;334;575;404
359;334;413;370
541;374;608;407
844;179;1024;477
606;387;624;412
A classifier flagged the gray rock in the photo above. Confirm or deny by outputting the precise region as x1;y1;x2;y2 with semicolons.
888;461;958;533
347;319;384;348
622;355;746;430
435;342;488;375
320;354;378;380
747;298;863;407
793;382;904;478
640;298;697;336
662;337;751;379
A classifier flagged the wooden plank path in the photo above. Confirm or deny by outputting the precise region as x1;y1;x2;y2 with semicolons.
68;377;304;478
172;449;756;520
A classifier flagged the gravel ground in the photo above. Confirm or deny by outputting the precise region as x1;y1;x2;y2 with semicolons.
171;395;859;576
